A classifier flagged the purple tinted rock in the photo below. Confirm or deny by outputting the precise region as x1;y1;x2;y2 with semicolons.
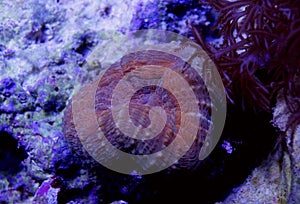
16;92;28;104
52;136;81;178
34;77;68;112
0;78;34;113
0;77;16;92
2;101;15;112
3;49;15;57
130;1;161;30
33;177;62;204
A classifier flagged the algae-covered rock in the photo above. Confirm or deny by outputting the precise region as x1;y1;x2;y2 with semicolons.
0;0;152;203
218;91;299;204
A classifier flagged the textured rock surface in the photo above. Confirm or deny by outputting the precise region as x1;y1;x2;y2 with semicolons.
0;0;150;203
217;91;299;204
273;93;300;204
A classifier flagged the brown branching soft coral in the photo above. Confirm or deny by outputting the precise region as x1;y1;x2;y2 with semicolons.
192;0;300;116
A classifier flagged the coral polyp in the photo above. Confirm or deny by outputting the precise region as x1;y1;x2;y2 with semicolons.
63;49;214;173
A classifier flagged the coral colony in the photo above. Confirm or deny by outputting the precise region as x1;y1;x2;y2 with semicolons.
0;0;299;203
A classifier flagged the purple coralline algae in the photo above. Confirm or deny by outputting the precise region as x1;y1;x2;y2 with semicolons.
33;177;62;204
0;78;34;113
